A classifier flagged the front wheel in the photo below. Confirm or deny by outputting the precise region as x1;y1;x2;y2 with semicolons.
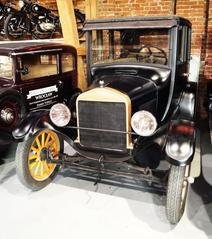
16;129;63;191
166;165;190;224
0;92;26;132
32;20;55;39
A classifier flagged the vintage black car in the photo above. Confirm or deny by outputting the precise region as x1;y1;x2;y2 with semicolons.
0;41;77;144
13;16;200;224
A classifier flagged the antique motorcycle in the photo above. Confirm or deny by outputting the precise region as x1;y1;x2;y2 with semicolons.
4;0;85;40
0;1;16;36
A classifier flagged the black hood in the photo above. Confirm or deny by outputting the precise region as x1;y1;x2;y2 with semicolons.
90;64;171;91
91;74;156;102
90;64;171;117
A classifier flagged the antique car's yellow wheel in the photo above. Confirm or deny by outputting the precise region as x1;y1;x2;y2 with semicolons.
16;129;63;191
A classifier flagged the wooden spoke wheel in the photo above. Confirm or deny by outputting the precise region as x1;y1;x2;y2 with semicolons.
16;129;63;191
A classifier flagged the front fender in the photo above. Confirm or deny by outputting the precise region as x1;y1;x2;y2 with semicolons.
165;120;196;166
13;110;77;145
12;110;52;141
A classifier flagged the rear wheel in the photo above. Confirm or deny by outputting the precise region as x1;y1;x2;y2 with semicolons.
4;13;26;40
16;129;63;191
166;165;190;224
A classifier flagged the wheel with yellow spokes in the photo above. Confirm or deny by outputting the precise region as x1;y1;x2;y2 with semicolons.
16;129;63;191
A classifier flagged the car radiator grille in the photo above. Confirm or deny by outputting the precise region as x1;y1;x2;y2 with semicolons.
78;101;126;150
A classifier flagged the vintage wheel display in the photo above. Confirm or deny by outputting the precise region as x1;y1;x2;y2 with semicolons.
4;13;26;40
16;129;63;191
166;165;190;224
0;91;26;131
75;9;85;38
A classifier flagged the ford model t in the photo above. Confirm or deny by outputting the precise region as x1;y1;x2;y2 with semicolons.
13;16;199;224
0;42;77;144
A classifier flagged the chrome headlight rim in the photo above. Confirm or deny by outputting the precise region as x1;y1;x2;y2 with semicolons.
49;103;71;127
131;110;157;137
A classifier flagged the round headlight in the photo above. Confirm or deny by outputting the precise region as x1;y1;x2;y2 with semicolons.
131;110;157;136
50;103;71;127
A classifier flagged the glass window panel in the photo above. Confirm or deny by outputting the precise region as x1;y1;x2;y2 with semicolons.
20;54;57;81
92;29;170;66
61;53;74;73
0;56;12;79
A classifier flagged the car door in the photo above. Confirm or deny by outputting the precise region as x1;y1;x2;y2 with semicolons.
17;52;65;111
58;51;77;103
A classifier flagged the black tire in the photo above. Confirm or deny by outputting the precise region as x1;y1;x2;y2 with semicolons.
74;9;85;38
166;165;189;224
0;90;26;132
0;15;5;37
16;129;64;191
4;13;26;40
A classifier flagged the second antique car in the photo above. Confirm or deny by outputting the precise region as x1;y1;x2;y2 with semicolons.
0;41;78;144
13;16;200;224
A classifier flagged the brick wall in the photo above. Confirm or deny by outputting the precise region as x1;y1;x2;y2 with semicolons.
39;0;85;13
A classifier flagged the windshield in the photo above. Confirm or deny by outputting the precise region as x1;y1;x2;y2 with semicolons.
91;29;170;66
0;55;12;79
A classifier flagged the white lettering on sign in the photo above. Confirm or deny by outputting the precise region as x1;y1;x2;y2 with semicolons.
27;85;58;99
35;92;53;100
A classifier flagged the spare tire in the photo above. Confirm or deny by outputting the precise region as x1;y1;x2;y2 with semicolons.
0;89;26;132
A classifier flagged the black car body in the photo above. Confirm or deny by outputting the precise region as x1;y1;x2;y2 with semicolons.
13;16;200;224
0;41;77;143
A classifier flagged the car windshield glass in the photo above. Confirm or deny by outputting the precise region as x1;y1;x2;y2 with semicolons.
0;55;12;79
92;29;170;66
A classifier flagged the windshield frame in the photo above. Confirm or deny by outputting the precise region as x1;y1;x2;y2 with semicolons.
86;26;178;85
90;28;172;68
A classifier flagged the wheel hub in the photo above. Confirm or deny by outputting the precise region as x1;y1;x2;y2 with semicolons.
0;107;15;124
40;147;50;161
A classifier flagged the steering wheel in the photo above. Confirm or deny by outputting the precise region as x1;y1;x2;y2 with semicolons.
136;45;167;65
